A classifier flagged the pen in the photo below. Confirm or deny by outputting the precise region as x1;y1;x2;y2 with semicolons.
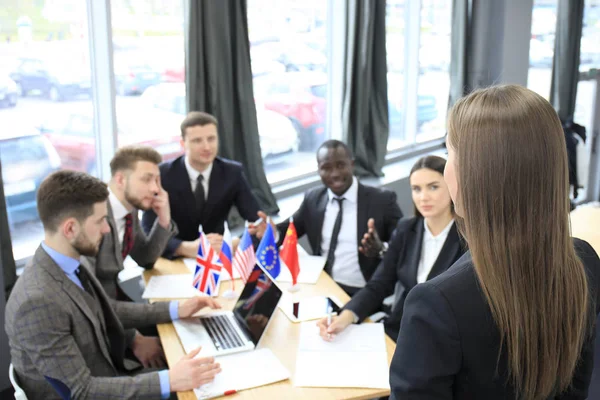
326;305;333;339
252;217;264;227
202;389;237;399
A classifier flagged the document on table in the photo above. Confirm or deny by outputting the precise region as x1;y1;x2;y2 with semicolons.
141;274;205;299
194;349;290;399
294;322;390;389
183;258;241;281
277;253;326;285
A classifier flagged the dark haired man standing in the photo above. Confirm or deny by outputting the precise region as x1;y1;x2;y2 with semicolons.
142;111;262;259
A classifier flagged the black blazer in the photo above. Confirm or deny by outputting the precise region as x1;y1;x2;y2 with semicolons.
345;216;465;340
390;238;600;400
142;156;260;258
276;182;403;283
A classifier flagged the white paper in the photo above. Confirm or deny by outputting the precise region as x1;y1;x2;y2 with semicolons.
194;348;290;399
277;253;325;284
183;258;241;281
141;275;206;299
294;322;390;389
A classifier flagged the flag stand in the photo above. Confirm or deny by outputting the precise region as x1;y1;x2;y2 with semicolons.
221;289;237;299
287;284;301;293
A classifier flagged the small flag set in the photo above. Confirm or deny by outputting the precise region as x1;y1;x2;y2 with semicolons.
192;217;301;297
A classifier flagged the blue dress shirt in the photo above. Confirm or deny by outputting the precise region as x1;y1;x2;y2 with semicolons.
41;242;178;398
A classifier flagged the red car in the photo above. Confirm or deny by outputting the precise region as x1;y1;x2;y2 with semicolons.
37;105;183;174
253;72;326;151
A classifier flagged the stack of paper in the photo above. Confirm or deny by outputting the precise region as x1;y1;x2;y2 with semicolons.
277;253;326;285
195;349;290;399
294;322;390;389
141;274;205;299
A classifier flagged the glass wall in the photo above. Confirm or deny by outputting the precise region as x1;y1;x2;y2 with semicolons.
248;0;329;183
527;0;557;99
386;0;407;150
111;0;186;161
0;0;94;260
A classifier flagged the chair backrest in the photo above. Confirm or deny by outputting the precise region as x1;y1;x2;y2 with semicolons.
8;364;28;400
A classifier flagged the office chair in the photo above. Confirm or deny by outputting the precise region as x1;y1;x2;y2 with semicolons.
8;364;27;400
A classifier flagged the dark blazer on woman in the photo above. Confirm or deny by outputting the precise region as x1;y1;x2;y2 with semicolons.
344;216;466;340
390;238;600;400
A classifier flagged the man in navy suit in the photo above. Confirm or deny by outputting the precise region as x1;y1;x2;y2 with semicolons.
142;111;262;259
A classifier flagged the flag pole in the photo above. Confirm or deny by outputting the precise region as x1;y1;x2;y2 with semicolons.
221;221;237;299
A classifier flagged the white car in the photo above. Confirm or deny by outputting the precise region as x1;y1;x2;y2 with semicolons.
140;83;298;159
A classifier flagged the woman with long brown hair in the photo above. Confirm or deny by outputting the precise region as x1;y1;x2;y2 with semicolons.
389;85;600;399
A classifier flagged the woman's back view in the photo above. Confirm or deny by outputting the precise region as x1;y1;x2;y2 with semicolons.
389;85;600;400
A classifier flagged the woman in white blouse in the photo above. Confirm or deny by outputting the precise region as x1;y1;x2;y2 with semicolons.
317;155;466;340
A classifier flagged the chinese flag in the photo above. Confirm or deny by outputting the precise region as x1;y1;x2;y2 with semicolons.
280;219;300;285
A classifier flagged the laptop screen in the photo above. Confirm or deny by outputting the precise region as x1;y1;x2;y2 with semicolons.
233;264;283;346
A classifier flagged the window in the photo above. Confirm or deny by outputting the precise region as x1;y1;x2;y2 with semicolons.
248;0;329;183
527;0;557;99
580;1;600;73
417;0;451;143
0;0;95;261
110;0;186;162
386;0;451;151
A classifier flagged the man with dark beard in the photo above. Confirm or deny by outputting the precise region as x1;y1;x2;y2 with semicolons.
85;146;178;299
5;170;222;399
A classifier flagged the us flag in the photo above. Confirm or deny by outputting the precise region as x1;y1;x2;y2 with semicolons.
193;226;222;296
232;222;256;283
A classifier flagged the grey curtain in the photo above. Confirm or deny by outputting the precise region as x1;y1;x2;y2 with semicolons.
550;0;584;121
186;0;278;214
0;159;16;295
448;0;507;107
342;0;389;177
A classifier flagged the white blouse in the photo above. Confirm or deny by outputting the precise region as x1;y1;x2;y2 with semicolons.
416;219;455;284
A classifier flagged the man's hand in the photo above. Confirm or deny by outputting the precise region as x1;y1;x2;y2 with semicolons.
169;347;221;392
174;238;201;259
152;177;171;229
247;211;275;239
131;332;166;369
178;297;221;319
316;310;355;341
358;218;383;257
206;233;223;254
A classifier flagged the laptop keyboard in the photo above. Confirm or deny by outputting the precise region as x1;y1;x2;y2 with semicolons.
201;315;245;351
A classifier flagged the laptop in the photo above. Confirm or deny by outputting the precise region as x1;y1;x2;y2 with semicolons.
177;264;283;356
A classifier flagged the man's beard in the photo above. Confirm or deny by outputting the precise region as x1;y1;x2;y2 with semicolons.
124;182;151;211
73;232;101;257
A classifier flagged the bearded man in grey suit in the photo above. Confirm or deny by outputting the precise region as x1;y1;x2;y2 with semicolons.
87;146;177;299
5;170;222;399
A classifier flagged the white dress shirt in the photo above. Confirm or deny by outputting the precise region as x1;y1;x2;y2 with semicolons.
108;189;131;248
321;177;366;288
185;156;212;199
416;219;455;283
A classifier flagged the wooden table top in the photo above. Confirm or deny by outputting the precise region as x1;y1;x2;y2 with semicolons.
145;259;396;400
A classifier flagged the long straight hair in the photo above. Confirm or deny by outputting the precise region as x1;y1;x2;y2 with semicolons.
447;85;589;399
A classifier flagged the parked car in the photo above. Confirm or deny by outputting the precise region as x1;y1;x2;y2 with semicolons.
253;72;327;151
388;95;439;138
36;104;183;174
114;60;163;96
9;57;91;101
140;82;298;159
0;132;61;230
251;42;327;73
0;73;18;107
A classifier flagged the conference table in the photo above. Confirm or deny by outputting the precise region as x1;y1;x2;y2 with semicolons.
570;205;600;254
144;258;396;400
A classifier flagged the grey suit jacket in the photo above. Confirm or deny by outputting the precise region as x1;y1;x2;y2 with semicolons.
87;200;177;298
5;246;173;399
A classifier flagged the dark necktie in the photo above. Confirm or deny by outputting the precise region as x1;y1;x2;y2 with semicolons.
325;197;345;274
121;213;133;259
76;266;95;298
194;175;206;214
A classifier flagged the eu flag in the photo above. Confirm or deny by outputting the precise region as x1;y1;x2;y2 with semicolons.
256;221;281;279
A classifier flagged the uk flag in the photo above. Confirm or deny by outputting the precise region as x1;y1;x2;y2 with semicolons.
243;268;272;310
193;226;222;296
